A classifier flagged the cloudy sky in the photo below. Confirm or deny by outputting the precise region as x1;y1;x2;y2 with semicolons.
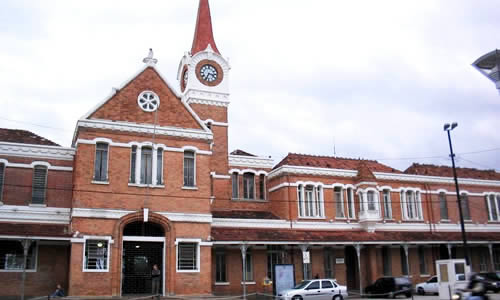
0;0;499;172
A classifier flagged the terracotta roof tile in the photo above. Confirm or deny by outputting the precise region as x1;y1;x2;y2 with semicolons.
0;128;59;146
273;153;401;173
405;163;500;181
212;210;280;219
211;227;500;243
230;149;256;157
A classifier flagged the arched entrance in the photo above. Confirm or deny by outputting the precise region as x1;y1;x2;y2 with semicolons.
122;221;165;295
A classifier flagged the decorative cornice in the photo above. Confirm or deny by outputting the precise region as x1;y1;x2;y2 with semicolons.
373;172;500;187
268;165;358;179
0;205;71;224
0;159;72;171
0;142;75;161
76;119;213;142
72;208;212;223
228;154;274;169
210;172;231;179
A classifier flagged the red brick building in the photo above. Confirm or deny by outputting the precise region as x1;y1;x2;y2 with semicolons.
1;0;500;298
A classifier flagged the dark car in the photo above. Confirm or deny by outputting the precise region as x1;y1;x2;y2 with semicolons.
365;277;412;298
476;273;500;293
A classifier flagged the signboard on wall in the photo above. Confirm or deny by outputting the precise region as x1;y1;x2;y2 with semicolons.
336;258;345;264
302;251;310;264
274;264;295;296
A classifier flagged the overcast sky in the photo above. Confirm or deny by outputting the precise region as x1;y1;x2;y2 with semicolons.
0;0;499;172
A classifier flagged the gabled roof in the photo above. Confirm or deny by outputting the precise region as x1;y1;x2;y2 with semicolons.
191;0;220;55
230;149;256;157
405;163;500;181
0;128;59;146
274;153;401;173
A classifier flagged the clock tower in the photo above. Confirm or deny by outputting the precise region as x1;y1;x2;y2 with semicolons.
178;0;230;175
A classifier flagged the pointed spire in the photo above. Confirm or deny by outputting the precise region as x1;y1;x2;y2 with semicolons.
191;0;221;55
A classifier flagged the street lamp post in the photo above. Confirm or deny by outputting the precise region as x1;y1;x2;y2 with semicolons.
443;122;470;266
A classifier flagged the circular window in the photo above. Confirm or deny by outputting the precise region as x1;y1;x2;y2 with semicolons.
137;91;160;112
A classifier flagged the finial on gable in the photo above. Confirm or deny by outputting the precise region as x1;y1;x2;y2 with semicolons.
143;48;158;66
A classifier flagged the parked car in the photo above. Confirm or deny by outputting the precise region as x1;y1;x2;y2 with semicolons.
364;277;412;298
278;279;348;300
416;276;438;295
476;273;500;293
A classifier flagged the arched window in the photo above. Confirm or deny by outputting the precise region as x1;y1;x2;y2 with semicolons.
129;145;164;186
334;186;345;218
400;190;423;221
94;142;108;182
183;151;195;187
243;173;255;199
460;193;470;220
141;147;153;184
439;192;448;220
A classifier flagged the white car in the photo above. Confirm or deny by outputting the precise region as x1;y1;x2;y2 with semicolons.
416;276;438;295
278;279;348;300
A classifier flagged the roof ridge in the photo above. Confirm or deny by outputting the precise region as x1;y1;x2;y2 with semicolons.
288;152;378;162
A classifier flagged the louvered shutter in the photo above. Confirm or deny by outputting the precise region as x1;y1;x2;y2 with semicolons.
32;166;47;204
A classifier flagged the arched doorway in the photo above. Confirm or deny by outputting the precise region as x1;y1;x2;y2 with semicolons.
122;221;165;295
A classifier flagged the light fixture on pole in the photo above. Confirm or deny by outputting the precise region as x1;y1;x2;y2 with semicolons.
472;49;500;94
443;122;470;265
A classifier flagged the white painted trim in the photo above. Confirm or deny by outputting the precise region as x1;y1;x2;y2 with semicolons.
75;119;213;145
122;236;165;242
210;172;231;179
0;160;73;172
269;183;291;193
228;168;269;176
214;282;230;286
212;218;290;229
204;119;229;127
71;208;213;223
268;165;358;179
212;240;500;245
229;155;274;169
0;142;75;161
175;238;201;273
0;205;70;224
184;89;231;107
374;172;500;187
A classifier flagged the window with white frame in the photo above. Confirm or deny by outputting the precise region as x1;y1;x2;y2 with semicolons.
259;174;266;200
94;142;108;182
400;190;423;221
0;162;4;203
382;189;392;219
486;193;500;221
297;184;324;218
0;240;37;270
177;242;199;271
129;145;164;186
367;191;377;211
359;189;381;215
243;173;255;199
32;165;48;205
84;239;109;271
346;187;355;219
460;193;471;220
183;151;195;187
439;192;449;220
231;172;239;199
335;187;345;218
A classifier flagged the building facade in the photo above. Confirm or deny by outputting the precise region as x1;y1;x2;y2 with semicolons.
1;0;500;298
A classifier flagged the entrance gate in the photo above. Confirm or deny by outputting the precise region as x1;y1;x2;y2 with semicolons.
122;222;165;295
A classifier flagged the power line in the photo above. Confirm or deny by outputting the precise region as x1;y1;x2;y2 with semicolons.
0;116;67;131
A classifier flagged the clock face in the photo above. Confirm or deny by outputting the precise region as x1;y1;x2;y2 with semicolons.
200;64;218;82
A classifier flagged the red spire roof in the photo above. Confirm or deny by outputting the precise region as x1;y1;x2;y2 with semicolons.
191;0;221;55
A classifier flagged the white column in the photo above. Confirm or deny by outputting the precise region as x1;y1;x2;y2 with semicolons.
240;244;248;300
355;244;363;295
135;146;142;184
152;147;158;186
300;185;305;217
447;244;453;259
403;244;410;276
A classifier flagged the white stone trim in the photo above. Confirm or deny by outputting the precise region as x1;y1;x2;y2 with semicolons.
0;142;75;161
212;240;500;246
269;183;291;193
268;165;358;179
228;168;268;176
204;119;229;127
210;172;231;179
374;172;500;187
71;208;212;223
228;155;274;169
0;159;72;172
212;218;290;229
184;91;230;107
75;119;213;145
0;205;70;224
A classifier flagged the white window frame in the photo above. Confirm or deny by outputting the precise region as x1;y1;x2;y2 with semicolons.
334;185;345;219
128;143;165;188
32;164;48;205
82;236;112;272
175;238;201;273
358;188;381;217
297;183;324;219
346;187;356;219
486;193;500;221
93;142;109;183
400;189;423;221
0;240;38;272
382;189;392;219
243;172;255;200
183;150;196;188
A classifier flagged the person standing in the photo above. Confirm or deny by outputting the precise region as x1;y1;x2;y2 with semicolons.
151;264;161;295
